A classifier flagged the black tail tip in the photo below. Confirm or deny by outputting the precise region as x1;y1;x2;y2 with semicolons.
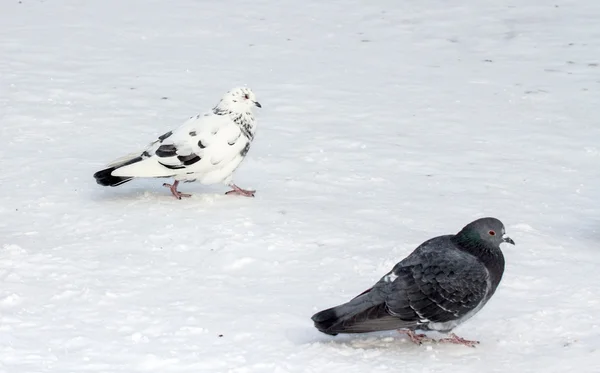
311;308;339;336
311;308;336;323
93;167;132;187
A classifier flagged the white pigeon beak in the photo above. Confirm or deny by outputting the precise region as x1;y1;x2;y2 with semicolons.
502;234;515;245
254;101;262;108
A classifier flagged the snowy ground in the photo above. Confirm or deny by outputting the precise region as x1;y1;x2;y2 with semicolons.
1;0;600;372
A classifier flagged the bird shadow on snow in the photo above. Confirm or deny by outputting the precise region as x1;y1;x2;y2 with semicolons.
285;327;478;355
89;187;249;206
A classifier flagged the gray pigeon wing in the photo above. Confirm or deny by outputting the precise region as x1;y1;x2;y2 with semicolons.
383;236;490;326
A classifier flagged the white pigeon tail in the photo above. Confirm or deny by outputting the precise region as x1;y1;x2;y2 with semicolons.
93;87;261;199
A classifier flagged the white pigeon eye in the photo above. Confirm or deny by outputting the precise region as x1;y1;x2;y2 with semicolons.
243;94;249;99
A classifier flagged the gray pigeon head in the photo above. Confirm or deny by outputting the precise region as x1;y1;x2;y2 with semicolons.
457;217;515;248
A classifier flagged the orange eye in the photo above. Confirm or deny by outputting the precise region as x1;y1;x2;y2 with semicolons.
488;230;496;236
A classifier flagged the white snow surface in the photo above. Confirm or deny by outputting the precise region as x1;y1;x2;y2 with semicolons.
1;0;600;372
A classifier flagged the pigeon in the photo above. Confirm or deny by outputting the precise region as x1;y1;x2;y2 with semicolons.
311;217;514;347
93;87;261;199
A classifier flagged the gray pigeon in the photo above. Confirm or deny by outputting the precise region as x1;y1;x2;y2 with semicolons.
311;217;514;347
93;87;261;199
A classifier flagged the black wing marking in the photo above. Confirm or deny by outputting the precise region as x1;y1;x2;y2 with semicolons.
158;131;173;142
155;144;177;157
177;154;201;166
158;162;185;170
155;141;201;169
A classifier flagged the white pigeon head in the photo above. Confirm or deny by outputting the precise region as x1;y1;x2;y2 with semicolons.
214;87;261;114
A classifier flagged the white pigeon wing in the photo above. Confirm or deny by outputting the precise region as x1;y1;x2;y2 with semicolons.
110;116;199;178
184;123;249;184
112;113;251;184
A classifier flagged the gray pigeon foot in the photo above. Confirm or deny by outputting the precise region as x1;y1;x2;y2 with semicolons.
163;181;191;200
397;330;432;345
437;333;480;347
225;184;255;197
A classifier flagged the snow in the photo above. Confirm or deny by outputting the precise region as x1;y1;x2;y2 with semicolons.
1;0;599;372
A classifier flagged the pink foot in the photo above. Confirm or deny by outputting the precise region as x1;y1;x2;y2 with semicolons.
398;330;431;345
225;184;255;197
163;181;191;200
437;333;480;347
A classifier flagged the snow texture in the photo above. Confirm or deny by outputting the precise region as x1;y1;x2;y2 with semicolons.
1;0;599;372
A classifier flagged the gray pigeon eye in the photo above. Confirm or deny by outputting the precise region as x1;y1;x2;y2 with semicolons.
488;230;496;236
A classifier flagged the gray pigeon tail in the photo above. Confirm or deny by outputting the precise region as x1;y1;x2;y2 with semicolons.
312;291;410;335
311;217;515;345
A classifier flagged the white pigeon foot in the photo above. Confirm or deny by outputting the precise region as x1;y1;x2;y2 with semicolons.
397;330;432;345
163;181;191;200
225;184;255;197
437;333;480;347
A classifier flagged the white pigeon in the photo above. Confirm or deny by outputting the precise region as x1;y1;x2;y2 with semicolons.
93;87;261;199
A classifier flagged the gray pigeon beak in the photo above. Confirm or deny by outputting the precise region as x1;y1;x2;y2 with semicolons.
254;101;262;108
502;234;515;245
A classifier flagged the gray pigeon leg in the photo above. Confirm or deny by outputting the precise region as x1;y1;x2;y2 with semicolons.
225;183;256;197
163;180;192;200
437;333;480;347
397;330;432;345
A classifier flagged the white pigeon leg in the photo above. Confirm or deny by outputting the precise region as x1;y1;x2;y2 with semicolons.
162;180;191;200
397;330;432;345
437;333;480;347
225;183;255;197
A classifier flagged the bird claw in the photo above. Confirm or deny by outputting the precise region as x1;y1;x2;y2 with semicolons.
225;184;256;197
398;331;479;347
163;182;191;200
397;330;431;345
437;333;480;347
225;190;255;197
